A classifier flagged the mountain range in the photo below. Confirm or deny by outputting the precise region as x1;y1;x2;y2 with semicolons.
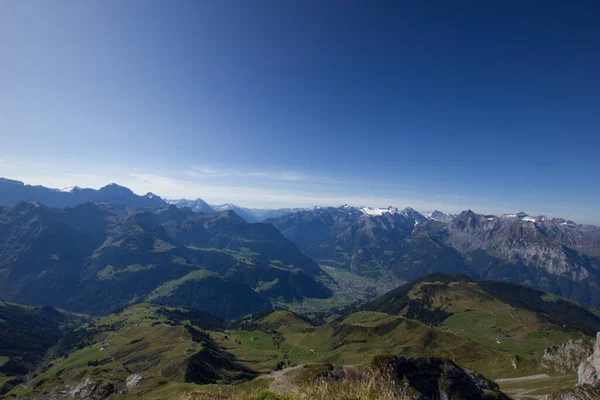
0;178;165;209
2;177;600;312
0;178;310;223
267;205;600;309
0;201;331;320
165;198;214;213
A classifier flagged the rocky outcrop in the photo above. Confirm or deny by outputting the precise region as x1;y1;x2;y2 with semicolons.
578;333;600;385
68;378;116;399
543;338;593;372
124;373;143;391
14;374;144;400
549;385;600;400
269;358;510;400
549;333;600;399
511;355;520;369
391;357;510;400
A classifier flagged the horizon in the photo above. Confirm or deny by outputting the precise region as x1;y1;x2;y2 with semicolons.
1;175;594;225
2;2;599;224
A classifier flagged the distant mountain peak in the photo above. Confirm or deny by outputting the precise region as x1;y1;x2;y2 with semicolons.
0;177;25;186
423;210;458;223
100;183;132;192
361;206;399;216
400;206;422;216
498;212;537;223
60;185;82;193
0;178;166;209
215;203;237;208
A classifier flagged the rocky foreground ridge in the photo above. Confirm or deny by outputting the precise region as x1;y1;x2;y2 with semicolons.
550;332;600;399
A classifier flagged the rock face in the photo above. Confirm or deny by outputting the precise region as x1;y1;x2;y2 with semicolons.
543;338;593;372
17;375;138;400
511;355;520;369
578;333;600;385
391;357;510;400
124;374;143;390
550;385;600;400
445;211;600;307
68;378;116;399
549;333;600;399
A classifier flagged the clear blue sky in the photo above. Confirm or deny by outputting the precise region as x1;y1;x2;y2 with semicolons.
1;1;599;223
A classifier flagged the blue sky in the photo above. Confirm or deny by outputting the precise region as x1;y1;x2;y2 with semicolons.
1;1;599;223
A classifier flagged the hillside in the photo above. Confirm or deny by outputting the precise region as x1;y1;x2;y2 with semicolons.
6;271;600;398
4;304;515;399
0;302;84;395
6;304;256;399
0;202;332;319
366;273;600;345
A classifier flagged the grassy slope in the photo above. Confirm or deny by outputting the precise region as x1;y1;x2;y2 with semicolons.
10;273;600;398
9;304;249;399
362;275;600;396
225;307;587;397
222;310;515;378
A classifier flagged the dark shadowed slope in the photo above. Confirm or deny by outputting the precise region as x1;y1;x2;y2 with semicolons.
0;203;332;319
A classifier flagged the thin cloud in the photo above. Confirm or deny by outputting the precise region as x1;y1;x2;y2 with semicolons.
185;167;230;178
238;171;310;181
65;173;104;180
185;166;345;184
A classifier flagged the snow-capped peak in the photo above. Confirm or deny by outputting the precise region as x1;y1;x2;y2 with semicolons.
59;185;81;193
211;203;237;210
361;206;399;216
422;210;458;223
498;212;543;224
400;207;420;217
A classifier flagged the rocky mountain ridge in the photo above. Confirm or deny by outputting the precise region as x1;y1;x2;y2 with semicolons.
268;206;600;308
166;198;214;213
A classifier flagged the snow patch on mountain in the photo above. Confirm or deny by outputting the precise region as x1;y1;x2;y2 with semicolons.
423;210;457;223
59;186;82;192
361;206;399;216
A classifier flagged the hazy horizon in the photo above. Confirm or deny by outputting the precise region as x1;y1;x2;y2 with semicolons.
2;174;597;225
